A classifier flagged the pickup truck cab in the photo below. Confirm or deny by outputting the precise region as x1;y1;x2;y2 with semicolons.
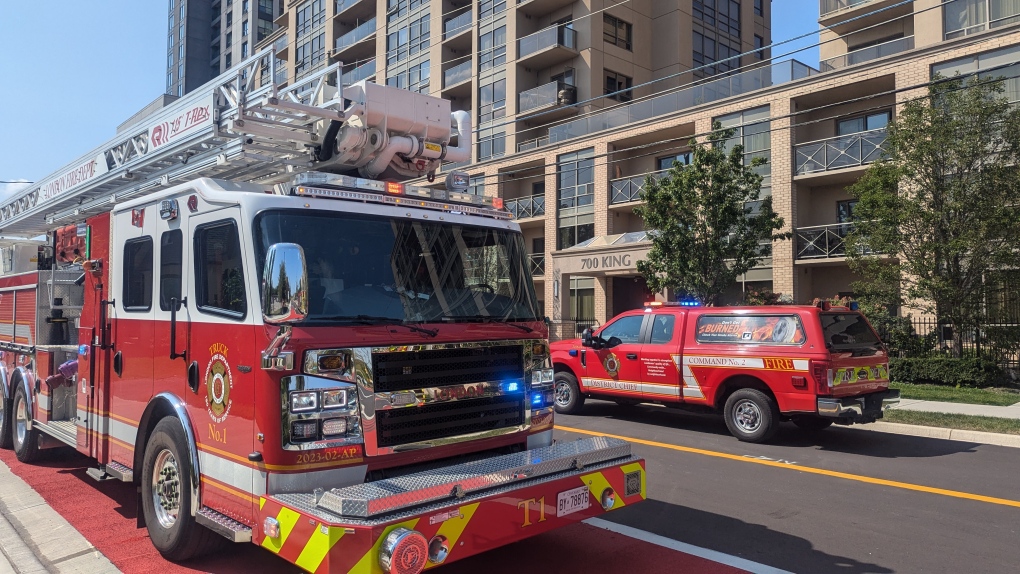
550;302;900;443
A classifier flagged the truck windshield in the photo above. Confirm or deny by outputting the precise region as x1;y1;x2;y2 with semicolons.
819;313;883;351
254;210;541;324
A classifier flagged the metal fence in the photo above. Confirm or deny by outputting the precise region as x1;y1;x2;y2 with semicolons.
891;315;1020;371
548;319;599;342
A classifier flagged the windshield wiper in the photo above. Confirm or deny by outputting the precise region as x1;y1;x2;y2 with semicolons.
318;315;438;337
441;315;535;333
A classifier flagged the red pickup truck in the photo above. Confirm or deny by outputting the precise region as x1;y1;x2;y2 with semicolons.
550;302;900;442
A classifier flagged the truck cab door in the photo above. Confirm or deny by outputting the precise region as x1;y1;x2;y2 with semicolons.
184;208;258;517
582;314;646;401
639;312;684;403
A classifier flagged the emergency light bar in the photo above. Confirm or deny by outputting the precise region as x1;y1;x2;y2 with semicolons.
643;299;701;307
284;172;510;220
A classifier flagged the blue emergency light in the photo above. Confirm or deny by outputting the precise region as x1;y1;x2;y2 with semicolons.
503;381;520;393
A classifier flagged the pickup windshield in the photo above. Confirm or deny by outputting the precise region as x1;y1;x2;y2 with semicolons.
254;209;540;324
820;313;883;351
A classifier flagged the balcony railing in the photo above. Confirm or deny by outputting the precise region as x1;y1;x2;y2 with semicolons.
819;0;874;18
796;223;862;259
528;254;546;276
443;60;472;88
273;32;288;54
519;81;574;113
336;18;376;52
610;169;669;204
342;60;375;85
506;194;545;219
547;60;817;147
794;128;887;175
518;26;577;59
443;10;472;39
517;135;550;153
336;0;367;15
274;64;288;85
820;36;914;72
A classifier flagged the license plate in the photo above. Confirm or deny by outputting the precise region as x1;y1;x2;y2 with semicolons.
556;485;590;517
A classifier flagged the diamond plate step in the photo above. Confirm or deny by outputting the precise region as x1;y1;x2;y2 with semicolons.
106;461;133;482
196;507;253;543
316;436;631;519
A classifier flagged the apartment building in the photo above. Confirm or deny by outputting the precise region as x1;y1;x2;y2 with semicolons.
255;0;1020;335
166;0;282;96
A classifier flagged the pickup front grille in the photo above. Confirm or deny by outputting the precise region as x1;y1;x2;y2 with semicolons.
371;345;524;393
376;395;525;448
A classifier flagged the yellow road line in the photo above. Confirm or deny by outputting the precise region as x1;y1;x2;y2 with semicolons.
556;425;1020;509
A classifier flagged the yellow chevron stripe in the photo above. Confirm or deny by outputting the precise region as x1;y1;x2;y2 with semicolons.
620;462;647;499
260;497;266;510
348;518;420;574
580;470;624;510
296;522;345;573
261;506;301;554
424;503;479;569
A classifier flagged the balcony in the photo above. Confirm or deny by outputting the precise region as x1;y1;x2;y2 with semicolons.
272;31;288;58
795;128;887;176
274;65;288;86
517;26;578;69
506;194;545;219
820;36;914;72
819;0;875;18
336;0;372;18
342;60;375;85
547;59;818;148
796;223;859;260
336;18;376;55
443;60;472;89
528;254;546;276
519;81;577;116
517;135;550;153
517;0;576;18
443;10;472;40
610;169;668;204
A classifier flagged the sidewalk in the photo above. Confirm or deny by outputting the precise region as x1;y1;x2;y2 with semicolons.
891;398;1020;419
0;457;119;574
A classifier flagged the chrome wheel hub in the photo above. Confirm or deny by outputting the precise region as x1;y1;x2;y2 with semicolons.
733;399;762;433
554;381;572;407
14;396;27;447
152;449;181;529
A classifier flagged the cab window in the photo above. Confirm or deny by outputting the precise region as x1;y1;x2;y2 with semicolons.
123;237;153;312
599;315;644;345
649;314;675;344
194;220;246;319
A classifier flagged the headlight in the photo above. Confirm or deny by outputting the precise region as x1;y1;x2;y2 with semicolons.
531;368;554;384
322;389;348;409
290;391;318;412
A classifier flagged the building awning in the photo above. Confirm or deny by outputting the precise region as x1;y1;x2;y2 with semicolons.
551;232;652;276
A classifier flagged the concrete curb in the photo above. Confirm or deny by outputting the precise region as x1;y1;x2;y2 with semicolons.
0;458;121;574
843;421;1020;449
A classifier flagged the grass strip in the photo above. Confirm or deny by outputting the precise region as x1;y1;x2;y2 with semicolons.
890;382;1020;406
884;410;1020;435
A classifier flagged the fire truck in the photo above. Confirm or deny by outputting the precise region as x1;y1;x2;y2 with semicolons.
0;51;645;573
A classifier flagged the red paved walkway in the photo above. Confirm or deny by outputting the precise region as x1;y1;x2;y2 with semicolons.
0;447;743;573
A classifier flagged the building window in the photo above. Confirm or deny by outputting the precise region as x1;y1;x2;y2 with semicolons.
603;14;633;50
945;0;1020;40
225;52;232;68
478;26;507;72
160;230;184;311
693;0;741;37
227;11;233;26
716;106;772;186
242;41;248;58
837;111;891;136
226;31;232;46
168;53;174;68
180;44;185;59
755;34;765;60
180;3;185;20
169;14;175;30
295;32;326;78
468;175;485;196
933;44;1020;102
123;237;153;312
657;152;692;171
386;59;430;93
605;70;633;102
569;278;595;321
556;148;595;250
242;20;249;36
295;0;325;39
693;25;741;76
479;0;507;20
179;62;184;81
243;0;249;12
180;26;185;40
195;220;247;318
167;72;173;89
386;14;429;65
836;200;858;224
257;17;274;41
478;78;506;123
477;132;505;161
755;0;764;16
258;0;275;20
387;0;427;21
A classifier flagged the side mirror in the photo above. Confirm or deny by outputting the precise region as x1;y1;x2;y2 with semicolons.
581;328;593;347
262;243;309;325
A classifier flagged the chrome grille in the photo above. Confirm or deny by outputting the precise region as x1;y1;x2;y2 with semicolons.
371;345;524;392
376;395;525;448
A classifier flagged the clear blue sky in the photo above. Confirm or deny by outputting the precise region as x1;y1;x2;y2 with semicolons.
0;0;821;195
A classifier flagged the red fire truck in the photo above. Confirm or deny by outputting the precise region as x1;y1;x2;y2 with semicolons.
0;52;644;573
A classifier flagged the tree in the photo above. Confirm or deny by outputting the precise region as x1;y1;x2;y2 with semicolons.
635;125;790;306
845;75;1020;356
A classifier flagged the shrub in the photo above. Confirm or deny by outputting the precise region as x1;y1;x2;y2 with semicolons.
889;357;1007;388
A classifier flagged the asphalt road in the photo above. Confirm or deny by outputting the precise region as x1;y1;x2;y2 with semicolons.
558;399;1020;574
4;400;1020;574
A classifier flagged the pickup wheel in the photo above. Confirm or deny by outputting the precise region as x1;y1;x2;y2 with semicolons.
0;394;12;450
554;372;585;415
723;388;780;443
141;418;220;561
12;386;42;462
792;416;834;432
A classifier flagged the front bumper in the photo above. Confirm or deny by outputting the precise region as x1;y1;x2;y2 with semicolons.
817;389;900;424
257;436;645;573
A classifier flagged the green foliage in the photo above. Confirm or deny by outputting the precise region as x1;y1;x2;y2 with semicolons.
743;287;789;306
845;75;1020;356
889;357;1007;388
809;294;928;356
635;124;790;306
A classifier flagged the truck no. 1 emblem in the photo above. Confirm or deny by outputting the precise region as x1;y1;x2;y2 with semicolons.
205;344;233;423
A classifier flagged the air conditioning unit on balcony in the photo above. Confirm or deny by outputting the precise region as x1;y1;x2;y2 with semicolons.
558;85;577;105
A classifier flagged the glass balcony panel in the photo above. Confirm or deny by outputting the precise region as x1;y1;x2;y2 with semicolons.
518;26;577;59
819;0;874;18
342;60;375;85
820;36;914;72
336;18;376;52
443;10;472;39
443;60;472;88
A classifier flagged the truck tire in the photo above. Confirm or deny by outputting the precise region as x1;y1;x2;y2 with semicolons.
12;386;42;462
0;395;12;449
792;416;833;432
554;372;585;415
723;388;780;443
141;418;220;561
